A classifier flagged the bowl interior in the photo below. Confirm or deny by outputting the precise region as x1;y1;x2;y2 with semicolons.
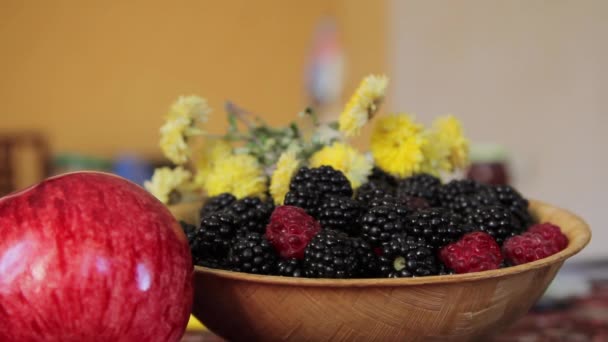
192;199;591;286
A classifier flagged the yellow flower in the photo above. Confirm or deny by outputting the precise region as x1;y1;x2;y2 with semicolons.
339;74;389;137
144;166;193;205
270;150;300;204
159;118;190;164
193;139;233;188
432;115;469;171
371;114;426;178
419;130;451;176
204;154;267;199
159;95;211;164
167;95;211;124
310;142;373;189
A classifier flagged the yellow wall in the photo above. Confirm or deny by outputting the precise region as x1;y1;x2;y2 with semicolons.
0;0;386;159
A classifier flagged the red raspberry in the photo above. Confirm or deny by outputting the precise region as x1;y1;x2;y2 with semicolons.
503;223;568;265
439;232;503;274
265;206;321;259
527;222;568;250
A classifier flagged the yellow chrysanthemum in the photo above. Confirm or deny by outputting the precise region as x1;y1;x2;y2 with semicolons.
432;115;469;171
310;142;373;189
339;74;389;137
167;95;211;124
159;118;190;164
159;95;211;164
371;114;427;178
419;130;451;176
193;139;233;188
270;150;300;204
204;154;267;199
144;166;193;204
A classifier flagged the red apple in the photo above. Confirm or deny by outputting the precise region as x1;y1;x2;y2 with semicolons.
0;172;193;341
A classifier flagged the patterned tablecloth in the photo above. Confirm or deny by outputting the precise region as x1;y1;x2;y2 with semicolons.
181;266;608;342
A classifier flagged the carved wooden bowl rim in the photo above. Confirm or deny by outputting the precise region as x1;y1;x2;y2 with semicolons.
193;200;591;288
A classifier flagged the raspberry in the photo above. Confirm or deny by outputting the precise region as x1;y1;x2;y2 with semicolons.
439;232;503;274
265;206;321;259
527;223;568;250
503;223;568;265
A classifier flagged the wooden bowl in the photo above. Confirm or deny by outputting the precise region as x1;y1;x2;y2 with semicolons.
188;201;590;341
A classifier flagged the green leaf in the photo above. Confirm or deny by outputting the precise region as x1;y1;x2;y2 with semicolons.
228;113;238;133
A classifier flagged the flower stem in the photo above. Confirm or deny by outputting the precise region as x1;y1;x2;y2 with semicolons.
225;100;257;129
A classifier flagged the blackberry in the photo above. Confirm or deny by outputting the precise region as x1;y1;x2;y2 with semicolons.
486;185;533;228
379;233;438;278
438;263;455;275
401;196;431;211
317;196;363;235
225;197;274;235
355;182;394;205
284;190;319;216
196;211;237;259
439;179;483;200
396;174;441;206
228;232;277;274
303;229;359;278
368;193;403;208
276;259;303;277
284;166;352;215
197;257;228;270
367;167;398;189
352;238;379;278
404;208;465;251
368;193;431;212
442;183;533;229
360;205;408;247
200;193;236;218
463;205;523;244
179;221;198;246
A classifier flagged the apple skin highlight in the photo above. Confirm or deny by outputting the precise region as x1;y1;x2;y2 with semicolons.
0;172;193;342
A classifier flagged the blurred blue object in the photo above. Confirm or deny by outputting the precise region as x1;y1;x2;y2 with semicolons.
112;154;154;186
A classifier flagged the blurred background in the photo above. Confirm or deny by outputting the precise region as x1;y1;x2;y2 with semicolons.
1;0;607;339
2;0;606;260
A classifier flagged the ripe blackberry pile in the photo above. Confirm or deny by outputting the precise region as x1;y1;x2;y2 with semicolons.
184;166;568;278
